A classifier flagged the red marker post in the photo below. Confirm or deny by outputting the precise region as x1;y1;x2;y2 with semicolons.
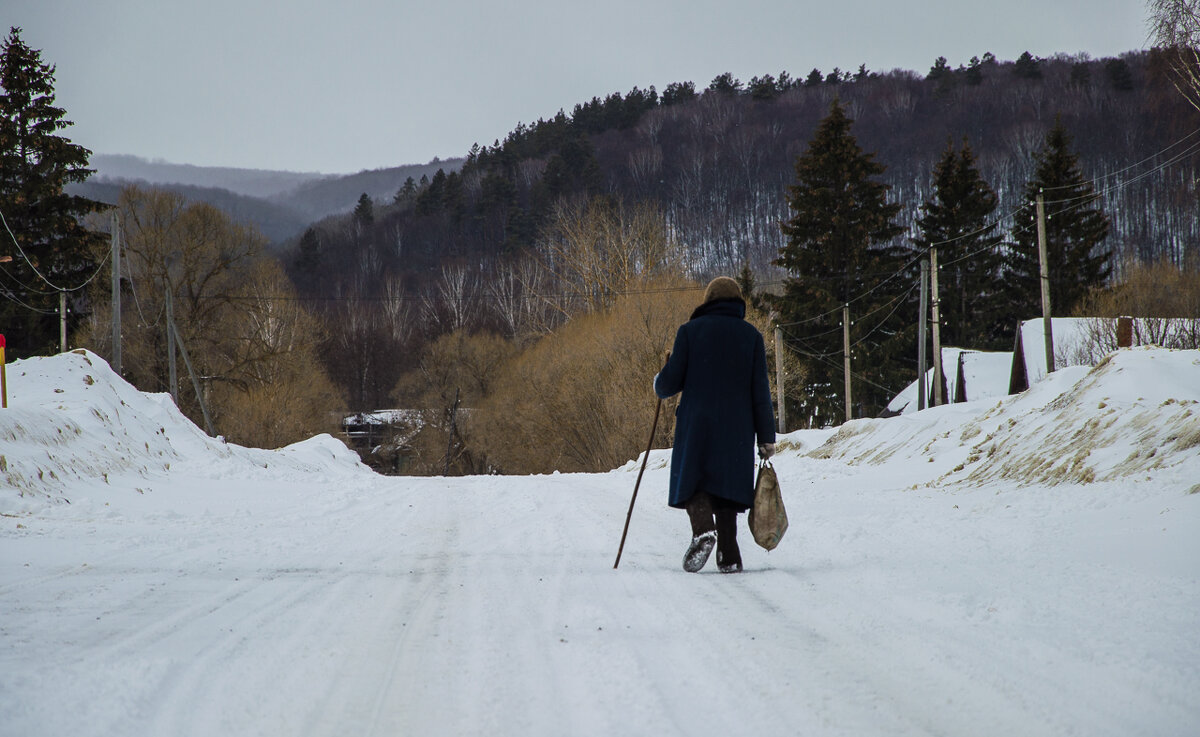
0;334;6;409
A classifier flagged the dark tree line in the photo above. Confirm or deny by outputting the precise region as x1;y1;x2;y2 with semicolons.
0;27;104;358
284;49;1198;413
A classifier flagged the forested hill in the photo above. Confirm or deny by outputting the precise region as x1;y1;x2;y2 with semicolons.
68;156;464;242
290;49;1197;295
283;49;1198;413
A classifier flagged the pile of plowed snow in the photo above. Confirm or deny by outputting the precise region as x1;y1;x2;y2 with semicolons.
4;347;1199;515
809;347;1200;492
0;350;366;512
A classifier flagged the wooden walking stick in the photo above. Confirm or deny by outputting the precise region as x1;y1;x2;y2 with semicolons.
614;366;667;569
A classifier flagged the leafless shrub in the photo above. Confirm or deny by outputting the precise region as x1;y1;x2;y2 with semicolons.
1070;259;1200;362
474;275;697;474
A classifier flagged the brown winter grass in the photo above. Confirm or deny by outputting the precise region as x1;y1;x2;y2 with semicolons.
474;274;698;474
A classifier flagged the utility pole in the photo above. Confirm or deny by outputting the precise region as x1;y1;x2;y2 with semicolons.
165;279;178;404
774;324;786;433
842;303;852;422
110;212;122;375
172;323;215;436
918;259;929;411
930;246;945;406
443;387;460;476
59;290;67;353
1036;193;1055;376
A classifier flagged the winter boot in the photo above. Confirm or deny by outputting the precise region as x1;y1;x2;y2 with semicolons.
683;493;717;572
715;509;742;573
683;531;717;573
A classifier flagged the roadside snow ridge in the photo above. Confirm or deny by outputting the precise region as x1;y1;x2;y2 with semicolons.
810;347;1200;489
0;350;366;509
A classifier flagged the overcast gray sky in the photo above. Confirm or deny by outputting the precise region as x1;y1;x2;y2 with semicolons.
6;0;1148;174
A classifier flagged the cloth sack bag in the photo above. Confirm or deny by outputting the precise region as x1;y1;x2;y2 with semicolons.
748;460;787;551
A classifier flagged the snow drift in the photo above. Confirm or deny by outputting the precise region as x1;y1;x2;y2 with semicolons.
1;346;1198;737
0;349;366;512
812;347;1200;491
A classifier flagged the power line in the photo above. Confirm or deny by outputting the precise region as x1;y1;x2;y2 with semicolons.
0;285;59;314
1038;126;1200;193
0;205;111;294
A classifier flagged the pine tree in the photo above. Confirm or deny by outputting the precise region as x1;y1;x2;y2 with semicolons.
1105;58;1134;91
1014;51;1043;80
965;56;985;85
707;72;741;95
748;74;778;100
0;27;102;357
1007;120;1111;319
773;99;908;425
927;56;953;82
913;139;1007;350
661;81;696;106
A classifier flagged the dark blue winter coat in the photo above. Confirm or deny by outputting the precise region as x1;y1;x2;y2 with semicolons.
654;298;776;510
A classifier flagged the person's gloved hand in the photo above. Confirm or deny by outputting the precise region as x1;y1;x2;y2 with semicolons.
758;443;775;460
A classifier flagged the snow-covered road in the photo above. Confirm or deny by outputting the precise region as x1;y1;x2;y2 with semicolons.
2;350;1198;736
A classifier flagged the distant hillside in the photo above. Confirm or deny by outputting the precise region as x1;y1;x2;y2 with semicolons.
78;156;466;241
295;50;1198;285
271;158;464;219
67;179;312;243
281;49;1200;411
91;154;327;199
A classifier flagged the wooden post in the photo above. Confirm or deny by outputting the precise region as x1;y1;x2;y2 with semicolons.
1037;193;1055;375
443;387;460;476
774;325;786;433
111;212;122;375
165;280;178;404
930;247;945;406
1;333;7;409
59;290;67;353
918;259;928;411
1116;316;1133;348
843;304;852;422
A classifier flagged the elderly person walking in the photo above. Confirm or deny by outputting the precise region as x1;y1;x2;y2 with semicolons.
654;277;776;573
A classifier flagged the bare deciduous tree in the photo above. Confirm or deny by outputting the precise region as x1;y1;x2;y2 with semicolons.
83;185;343;445
421;264;481;334
1149;0;1200;111
536;198;679;317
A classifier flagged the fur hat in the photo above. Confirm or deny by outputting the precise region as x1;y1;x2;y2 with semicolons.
703;276;743;303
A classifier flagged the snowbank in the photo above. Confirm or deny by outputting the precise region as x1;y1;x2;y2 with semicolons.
816;347;1200;491
0;350;367;512
1;349;1197;737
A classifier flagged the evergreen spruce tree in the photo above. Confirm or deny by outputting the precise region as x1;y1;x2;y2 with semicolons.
1007;119;1111;320
913;139;1007;350
0;27;102;357
773;99;909;425
394;176;417;205
353;193;374;227
292;227;323;293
